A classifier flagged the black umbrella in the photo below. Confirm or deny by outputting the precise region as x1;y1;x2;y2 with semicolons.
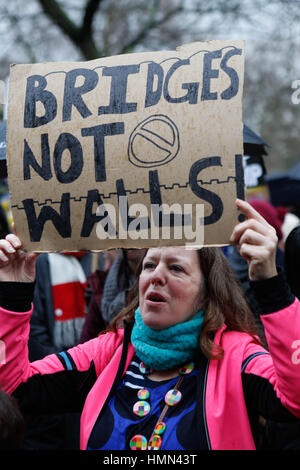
266;161;300;207
243;124;269;156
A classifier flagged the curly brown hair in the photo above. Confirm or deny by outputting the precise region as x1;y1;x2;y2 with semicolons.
109;247;262;360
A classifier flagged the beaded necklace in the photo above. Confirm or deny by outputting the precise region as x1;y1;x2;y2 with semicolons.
129;360;195;450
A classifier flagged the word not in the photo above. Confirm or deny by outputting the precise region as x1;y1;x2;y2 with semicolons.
24;48;242;128
23;123;124;184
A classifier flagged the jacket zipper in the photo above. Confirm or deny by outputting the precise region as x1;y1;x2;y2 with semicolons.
203;360;212;450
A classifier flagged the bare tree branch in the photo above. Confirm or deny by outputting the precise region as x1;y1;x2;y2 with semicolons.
39;0;102;59
39;0;80;42
120;1;184;54
82;0;103;35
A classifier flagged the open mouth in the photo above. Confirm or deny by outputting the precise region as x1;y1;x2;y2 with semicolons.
146;292;167;303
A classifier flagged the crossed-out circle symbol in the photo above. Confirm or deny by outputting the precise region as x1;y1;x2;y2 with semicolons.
128;114;180;168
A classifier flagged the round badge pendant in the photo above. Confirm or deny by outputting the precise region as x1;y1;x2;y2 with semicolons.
148;434;162;450
133;400;151;417
165;388;182;406
130;434;148;450
137;388;150;400
154;422;166;435
139;362;152;375
178;362;194;375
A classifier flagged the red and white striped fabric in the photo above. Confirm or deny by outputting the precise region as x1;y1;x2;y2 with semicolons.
48;253;87;349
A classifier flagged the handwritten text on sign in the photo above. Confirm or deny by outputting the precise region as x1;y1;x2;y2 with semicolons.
7;40;245;251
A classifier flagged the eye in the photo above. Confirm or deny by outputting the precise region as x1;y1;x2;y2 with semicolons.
143;261;155;270
170;264;184;272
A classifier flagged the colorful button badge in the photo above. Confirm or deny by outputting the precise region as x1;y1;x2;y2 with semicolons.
139;362;152;375
137;388;150;400
154;422;166;435
165;388;182;406
133;400;151;417
148;434;162;450
178;362;194;375
130;434;148;450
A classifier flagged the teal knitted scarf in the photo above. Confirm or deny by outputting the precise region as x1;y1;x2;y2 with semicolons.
130;307;204;370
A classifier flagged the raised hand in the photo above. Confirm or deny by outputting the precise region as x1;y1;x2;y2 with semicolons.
230;199;278;281
0;234;38;283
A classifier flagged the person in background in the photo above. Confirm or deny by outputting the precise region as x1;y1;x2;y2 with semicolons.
80;248;146;342
29;252;92;360
103;249;119;271
100;248;146;326
280;211;300;250
79;250;119;343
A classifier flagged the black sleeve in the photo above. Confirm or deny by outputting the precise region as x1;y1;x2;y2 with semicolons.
242;368;300;450
242;369;299;423
12;354;97;416
249;268;295;315
0;281;35;312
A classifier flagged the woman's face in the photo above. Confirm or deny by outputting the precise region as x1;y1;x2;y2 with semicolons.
139;247;203;330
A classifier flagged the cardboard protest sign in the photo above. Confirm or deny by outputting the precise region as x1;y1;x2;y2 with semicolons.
6;40;245;252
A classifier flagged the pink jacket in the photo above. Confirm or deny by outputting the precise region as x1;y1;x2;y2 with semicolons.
1;298;300;450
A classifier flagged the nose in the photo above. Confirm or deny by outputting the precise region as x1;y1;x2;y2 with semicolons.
150;263;166;286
